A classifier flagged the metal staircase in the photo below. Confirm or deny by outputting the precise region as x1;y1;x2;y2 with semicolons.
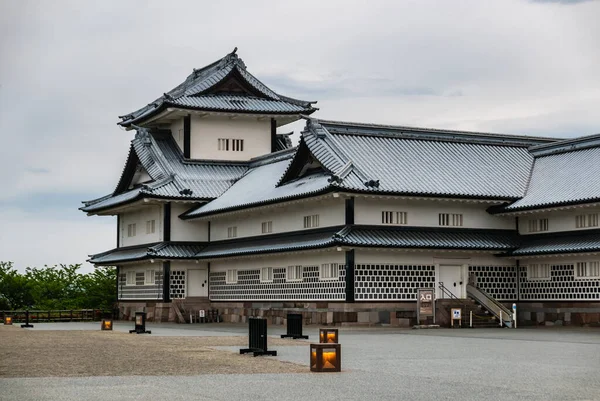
466;284;513;328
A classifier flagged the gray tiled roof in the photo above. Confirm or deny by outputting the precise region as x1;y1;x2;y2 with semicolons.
90;242;205;265
510;231;600;256
502;143;600;212
306;119;544;199
182;155;332;218
195;228;340;259
81;129;246;213
340;226;519;250
119;49;316;127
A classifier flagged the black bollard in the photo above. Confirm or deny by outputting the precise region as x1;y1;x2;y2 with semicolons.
21;310;34;328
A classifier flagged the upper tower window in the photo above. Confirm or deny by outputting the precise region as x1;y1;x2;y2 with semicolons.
218;138;244;152
439;213;463;227
528;218;549;233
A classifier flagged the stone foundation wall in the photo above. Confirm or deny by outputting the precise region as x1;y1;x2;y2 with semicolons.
212;301;418;327
118;301;173;322
516;302;600;327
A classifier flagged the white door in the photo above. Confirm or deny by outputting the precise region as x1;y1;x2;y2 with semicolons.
438;265;464;299
187;269;208;297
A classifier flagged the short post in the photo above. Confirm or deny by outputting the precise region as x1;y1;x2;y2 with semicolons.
512;303;517;329
199;309;205;323
469;311;473;328
21;310;34;328
281;313;309;339
450;308;461;328
240;317;277;356
129;311;151;334
500;310;503;327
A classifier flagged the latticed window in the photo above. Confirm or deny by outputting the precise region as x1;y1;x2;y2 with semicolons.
260;267;273;282
226;269;237;284
227;226;237;238
127;223;136;237
146;219;155;234
126;271;136;285
576;213;598;228
527;264;550;280
439;213;463;227
528;218;549;232
320;263;339;280
145;269;156;285
286;265;303;281
381;211;407;225
575;262;600;279
303;215;319;228
261;221;272;234
218;138;244;151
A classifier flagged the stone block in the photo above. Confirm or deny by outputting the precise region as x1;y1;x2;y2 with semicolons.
564;312;571;322
357;312;370;323
397;318;411;327
323;312;330;324
379;311;391;324
555;320;563;326
545;321;554;326
369;311;379;323
536;312;545;323
521;311;531;321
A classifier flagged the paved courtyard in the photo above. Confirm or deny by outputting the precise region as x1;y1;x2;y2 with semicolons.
1;322;599;401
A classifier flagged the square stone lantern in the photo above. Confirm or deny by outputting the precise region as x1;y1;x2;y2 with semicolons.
319;328;338;343
310;343;341;372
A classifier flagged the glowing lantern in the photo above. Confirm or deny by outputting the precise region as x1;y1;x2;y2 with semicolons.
319;328;338;344
310;343;341;372
101;319;113;331
4;316;12;325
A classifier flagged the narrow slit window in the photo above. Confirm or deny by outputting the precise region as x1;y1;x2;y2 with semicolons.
381;211;407;225
144;269;155;285
226;269;237;284
303;215;320;228
320;263;339;280
127;223;136;237
261;267;274;282
286;265;303;281
527;264;550;280
575;261;600;279
126;271;136;285
146;220;155;234
528;218;549;233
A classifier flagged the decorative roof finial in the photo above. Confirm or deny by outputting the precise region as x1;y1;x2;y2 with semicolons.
232;47;238;54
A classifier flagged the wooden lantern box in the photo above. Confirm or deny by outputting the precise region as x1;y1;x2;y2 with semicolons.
310;343;341;372
4;316;13;325
319;328;338;343
101;319;113;331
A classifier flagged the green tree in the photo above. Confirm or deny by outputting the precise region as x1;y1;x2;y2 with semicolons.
0;262;34;309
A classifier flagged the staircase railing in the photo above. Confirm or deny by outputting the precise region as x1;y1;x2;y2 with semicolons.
438;282;471;309
466;284;513;328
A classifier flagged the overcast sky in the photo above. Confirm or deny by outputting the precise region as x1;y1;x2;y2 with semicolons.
1;0;599;272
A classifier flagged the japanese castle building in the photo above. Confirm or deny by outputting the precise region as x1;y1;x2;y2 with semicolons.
82;49;600;327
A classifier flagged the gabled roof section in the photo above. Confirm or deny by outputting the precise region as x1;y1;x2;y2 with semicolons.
301;117;553;200
498;134;600;213
118;48;317;127
508;229;600;257
89;242;205;265
181;148;333;219
81;128;247;214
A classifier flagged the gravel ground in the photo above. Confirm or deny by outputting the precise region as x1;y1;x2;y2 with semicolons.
0;325;307;377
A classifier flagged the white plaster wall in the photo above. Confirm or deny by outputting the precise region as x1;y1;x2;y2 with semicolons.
190;115;270;160
210;250;344;272
355;249;514;267
170;118;184;152
210;198;345;241
119;205;163;247
354;197;514;230
120;262;156;274
170;203;209;241
518;208;600;235
129;168;152;188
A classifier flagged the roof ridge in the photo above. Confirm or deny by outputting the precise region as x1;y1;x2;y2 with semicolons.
528;132;600;157
305;116;560;147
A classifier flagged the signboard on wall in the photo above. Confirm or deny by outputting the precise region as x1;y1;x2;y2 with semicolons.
417;288;435;323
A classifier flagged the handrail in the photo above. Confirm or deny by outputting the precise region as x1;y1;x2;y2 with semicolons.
438;282;471;310
466;284;513;327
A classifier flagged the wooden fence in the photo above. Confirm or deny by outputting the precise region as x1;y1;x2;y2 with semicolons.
0;309;114;323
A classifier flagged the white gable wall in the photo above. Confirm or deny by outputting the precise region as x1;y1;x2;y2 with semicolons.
354;197;514;230
190;115;270;160
209;197;345;241
170;203;208;241
119;205;163;247
170;118;185;152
